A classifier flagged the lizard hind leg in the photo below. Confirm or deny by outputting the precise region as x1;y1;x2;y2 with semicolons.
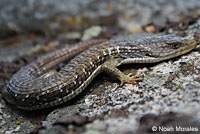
101;60;142;86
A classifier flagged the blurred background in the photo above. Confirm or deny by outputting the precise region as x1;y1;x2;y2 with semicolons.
1;0;200;36
0;0;200;61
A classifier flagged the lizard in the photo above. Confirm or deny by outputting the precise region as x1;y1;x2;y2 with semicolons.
1;35;197;110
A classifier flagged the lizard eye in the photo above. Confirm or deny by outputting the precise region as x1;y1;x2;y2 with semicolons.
145;53;152;57
169;43;181;49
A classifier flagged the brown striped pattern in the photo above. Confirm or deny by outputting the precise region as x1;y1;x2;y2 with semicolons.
2;35;196;110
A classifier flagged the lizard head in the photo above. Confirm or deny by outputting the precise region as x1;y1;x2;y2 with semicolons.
148;35;197;59
119;35;197;64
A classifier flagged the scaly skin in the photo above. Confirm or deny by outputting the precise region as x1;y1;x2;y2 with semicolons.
2;35;197;110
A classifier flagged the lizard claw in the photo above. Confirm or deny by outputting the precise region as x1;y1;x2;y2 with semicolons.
120;73;142;86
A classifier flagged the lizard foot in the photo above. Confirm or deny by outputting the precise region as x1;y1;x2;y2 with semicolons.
120;73;143;86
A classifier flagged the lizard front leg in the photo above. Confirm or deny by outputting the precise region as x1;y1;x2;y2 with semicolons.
101;60;142;86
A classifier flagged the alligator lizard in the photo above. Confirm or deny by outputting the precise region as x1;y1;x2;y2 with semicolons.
2;35;197;110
